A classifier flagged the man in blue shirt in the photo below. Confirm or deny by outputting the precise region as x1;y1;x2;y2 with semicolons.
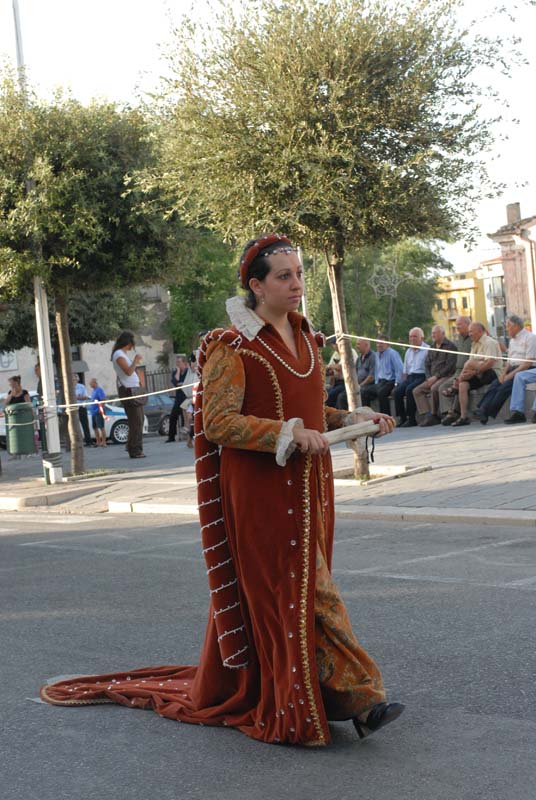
88;378;107;447
394;328;430;427
361;335;403;415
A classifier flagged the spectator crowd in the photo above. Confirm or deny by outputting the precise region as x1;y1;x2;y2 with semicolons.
326;314;536;428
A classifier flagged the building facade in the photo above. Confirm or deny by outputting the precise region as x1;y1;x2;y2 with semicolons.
432;270;487;338
488;203;536;331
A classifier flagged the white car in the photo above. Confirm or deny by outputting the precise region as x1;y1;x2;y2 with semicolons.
0;393;148;447
100;402;149;444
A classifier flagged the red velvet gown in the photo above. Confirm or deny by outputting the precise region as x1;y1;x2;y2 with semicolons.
40;312;385;746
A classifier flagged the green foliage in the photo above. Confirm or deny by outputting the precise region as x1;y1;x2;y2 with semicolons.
167;231;237;353
0;74;182;296
150;0;515;254
0;288;146;352
305;239;446;345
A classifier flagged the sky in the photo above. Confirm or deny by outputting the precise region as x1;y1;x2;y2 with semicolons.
1;0;535;272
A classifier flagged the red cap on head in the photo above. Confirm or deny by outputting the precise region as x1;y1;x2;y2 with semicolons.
239;233;293;289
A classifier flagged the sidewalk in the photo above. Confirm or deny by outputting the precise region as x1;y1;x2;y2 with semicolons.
0;421;534;525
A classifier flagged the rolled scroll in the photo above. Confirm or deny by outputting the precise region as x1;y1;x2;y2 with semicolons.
323;420;380;446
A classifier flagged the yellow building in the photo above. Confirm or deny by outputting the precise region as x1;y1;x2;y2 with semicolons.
432;270;487;339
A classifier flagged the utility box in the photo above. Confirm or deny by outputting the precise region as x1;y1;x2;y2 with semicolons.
5;402;35;455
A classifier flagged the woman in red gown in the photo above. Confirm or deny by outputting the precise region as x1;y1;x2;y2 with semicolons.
41;234;404;746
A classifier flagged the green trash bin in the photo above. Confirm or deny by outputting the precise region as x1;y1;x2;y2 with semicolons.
5;402;35;455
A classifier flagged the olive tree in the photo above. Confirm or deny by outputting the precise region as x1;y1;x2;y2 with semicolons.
148;0;520;476
0;76;182;473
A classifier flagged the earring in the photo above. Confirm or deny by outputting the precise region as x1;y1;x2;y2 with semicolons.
259;296;265;305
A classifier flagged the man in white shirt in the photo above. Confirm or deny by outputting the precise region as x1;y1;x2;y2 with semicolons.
395;328;429;427
475;315;536;424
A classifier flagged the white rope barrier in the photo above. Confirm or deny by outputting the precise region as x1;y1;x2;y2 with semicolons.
326;333;536;367
1;381;199;427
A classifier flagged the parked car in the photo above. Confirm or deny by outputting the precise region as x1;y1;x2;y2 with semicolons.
0;393;148;448
100;402;149;444
142;392;175;436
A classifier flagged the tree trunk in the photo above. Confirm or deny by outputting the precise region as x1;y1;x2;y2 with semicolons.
326;246;370;480
55;292;85;475
387;295;394;340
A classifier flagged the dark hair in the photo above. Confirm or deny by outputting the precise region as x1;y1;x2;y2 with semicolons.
8;375;21;384
111;331;135;359
240;237;285;309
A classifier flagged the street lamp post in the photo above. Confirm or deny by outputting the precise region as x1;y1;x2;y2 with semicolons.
12;0;63;483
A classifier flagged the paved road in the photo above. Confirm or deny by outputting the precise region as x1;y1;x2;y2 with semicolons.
2;513;535;800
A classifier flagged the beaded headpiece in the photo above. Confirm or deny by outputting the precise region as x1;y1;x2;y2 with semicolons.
239;233;294;289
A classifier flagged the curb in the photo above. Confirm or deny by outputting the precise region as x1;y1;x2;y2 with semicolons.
0;482;110;510
108;500;536;528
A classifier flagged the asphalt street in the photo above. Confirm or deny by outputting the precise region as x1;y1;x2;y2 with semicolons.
2;512;535;800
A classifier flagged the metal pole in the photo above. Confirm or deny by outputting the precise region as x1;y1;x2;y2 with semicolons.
13;0;63;482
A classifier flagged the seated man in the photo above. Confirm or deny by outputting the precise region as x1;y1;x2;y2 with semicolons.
325;341;358;408
439;315;472;421
412;325;457;426
394;327;429;427
474;315;536;424
448;322;501;426
503;366;536;424
361;334;403;416
333;338;376;410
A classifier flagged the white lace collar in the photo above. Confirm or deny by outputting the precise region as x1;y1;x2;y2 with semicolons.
225;295;313;342
225;296;267;341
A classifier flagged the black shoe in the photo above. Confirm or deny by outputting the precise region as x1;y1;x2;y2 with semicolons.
399;420;417;428
472;410;488;425
164;438;175;443
129;453;146;459
451;417;471;426
441;413;459;426
353;702;405;740
420;414;441;427
532;413;536;424
504;411;526;424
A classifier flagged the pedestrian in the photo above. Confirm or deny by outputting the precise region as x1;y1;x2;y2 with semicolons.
110;331;146;459
179;353;198;448
73;374;92;447
5;375;30;405
41;233;403;747
165;355;189;443
88;378;107;447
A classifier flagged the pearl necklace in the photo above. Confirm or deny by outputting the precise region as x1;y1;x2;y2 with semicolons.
256;331;315;378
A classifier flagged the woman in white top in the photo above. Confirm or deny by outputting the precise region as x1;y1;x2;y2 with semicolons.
111;331;145;458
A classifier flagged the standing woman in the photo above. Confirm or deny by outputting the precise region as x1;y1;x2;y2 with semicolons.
5;375;30;406
40;235;403;747
111;332;145;459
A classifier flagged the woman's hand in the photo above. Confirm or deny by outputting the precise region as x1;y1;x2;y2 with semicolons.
292;426;330;455
346;407;396;437
134;354;143;365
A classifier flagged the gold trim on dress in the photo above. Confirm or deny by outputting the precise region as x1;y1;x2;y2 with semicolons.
299;453;325;744
39;686;115;706
238;349;285;420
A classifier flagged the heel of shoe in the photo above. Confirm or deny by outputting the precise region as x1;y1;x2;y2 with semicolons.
352;702;405;740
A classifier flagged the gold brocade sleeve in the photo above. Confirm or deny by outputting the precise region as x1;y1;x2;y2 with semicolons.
203;341;284;453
